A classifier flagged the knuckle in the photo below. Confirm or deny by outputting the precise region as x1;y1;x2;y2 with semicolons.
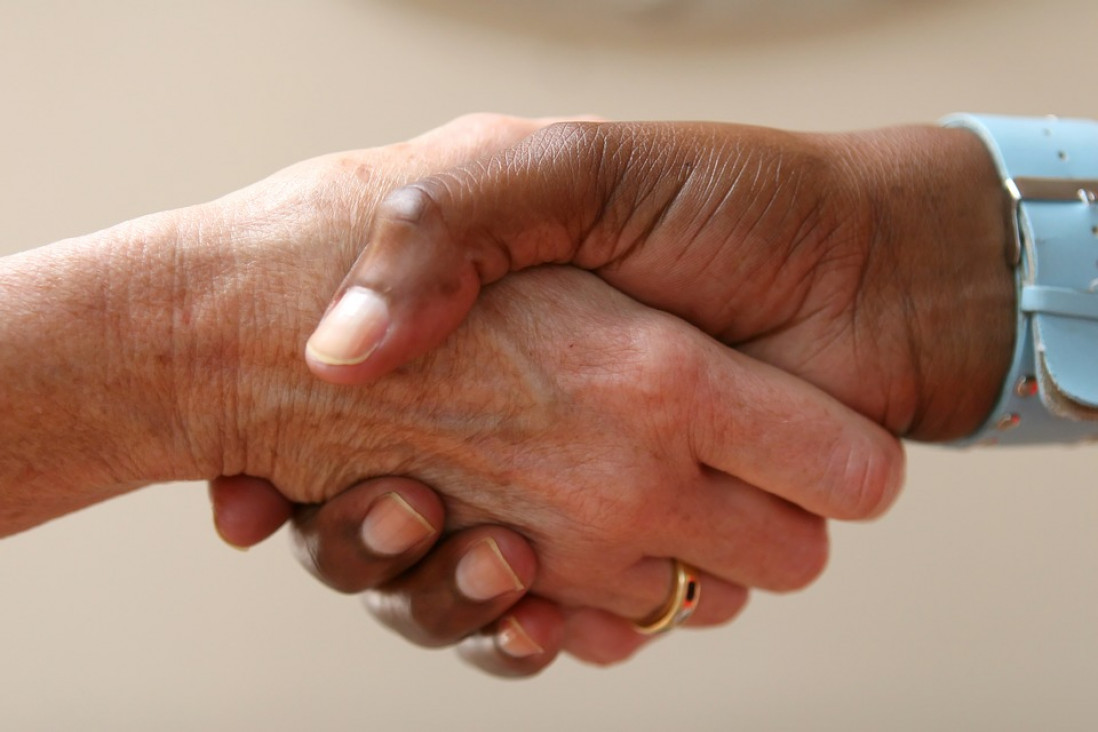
629;316;704;400
450;111;508;128
578;315;705;451
225;153;362;234
295;152;371;194
377;180;444;228
291;530;336;589
449;112;527;137
291;522;376;595
530;119;604;156
407;603;466;648
523;120;614;192
363;589;464;649
305;548;361;595
361;589;427;643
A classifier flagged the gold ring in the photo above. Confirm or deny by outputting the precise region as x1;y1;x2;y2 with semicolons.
632;560;700;635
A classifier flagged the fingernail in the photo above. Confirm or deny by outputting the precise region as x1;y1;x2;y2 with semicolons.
496;616;544;658
360;493;436;556
455;538;524;601
305;286;390;366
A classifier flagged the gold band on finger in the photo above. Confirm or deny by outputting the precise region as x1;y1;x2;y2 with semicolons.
632;560;700;635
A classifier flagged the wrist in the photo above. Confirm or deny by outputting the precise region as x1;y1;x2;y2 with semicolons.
840;125;1016;440
941;114;1098;444
77;210;235;481
0;211;221;533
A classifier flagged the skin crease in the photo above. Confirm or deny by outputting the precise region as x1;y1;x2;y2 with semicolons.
0;116;901;631
315;121;1016;441
1;115;735;675
220;260;869;615
249;117;1017;672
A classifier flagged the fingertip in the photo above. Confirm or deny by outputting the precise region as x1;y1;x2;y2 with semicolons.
454;533;536;602
303;199;481;387
292;477;446;593
457;596;564;678
208;475;294;549
362;526;537;649
359;491;439;557
495;598;564;662
496;615;546;659
867;434;907;519
830;431;907;521
691;346;909;522
304;350;392;386
305;286;391;372
562;608;650;667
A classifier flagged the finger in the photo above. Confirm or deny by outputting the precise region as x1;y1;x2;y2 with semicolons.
208;475;295;549
458;577;744;677
560;608;651;667
621;565;750;628
559;580;750;668
536;548;753;624
681;576;749;628
688;340;907;521
304;121;628;385
640;476;831;594
363;526;535;648
456;596;565;678
292;477;445;593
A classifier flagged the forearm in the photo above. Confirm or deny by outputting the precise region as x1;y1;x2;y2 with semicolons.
0;213;214;535
0;180;473;534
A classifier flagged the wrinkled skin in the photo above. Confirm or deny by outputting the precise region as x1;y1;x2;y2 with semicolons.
173;117;901;614
0;114;906;674
184;116;906;667
271;116;1017;672
209;255;887;613
312;121;1015;441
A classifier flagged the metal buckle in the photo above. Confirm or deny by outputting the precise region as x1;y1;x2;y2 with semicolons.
1006;176;1098;203
1001;176;1098;266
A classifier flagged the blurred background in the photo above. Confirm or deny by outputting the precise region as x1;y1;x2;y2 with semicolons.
2;0;1096;729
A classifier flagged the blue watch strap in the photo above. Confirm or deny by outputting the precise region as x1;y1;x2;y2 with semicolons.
941;114;1098;445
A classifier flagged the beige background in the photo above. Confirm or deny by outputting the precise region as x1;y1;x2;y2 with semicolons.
2;1;1096;730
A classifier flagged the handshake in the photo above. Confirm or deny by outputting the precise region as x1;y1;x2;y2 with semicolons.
0;113;1025;676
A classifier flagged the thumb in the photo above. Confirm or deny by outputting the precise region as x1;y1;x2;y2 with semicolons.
304;121;633;384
